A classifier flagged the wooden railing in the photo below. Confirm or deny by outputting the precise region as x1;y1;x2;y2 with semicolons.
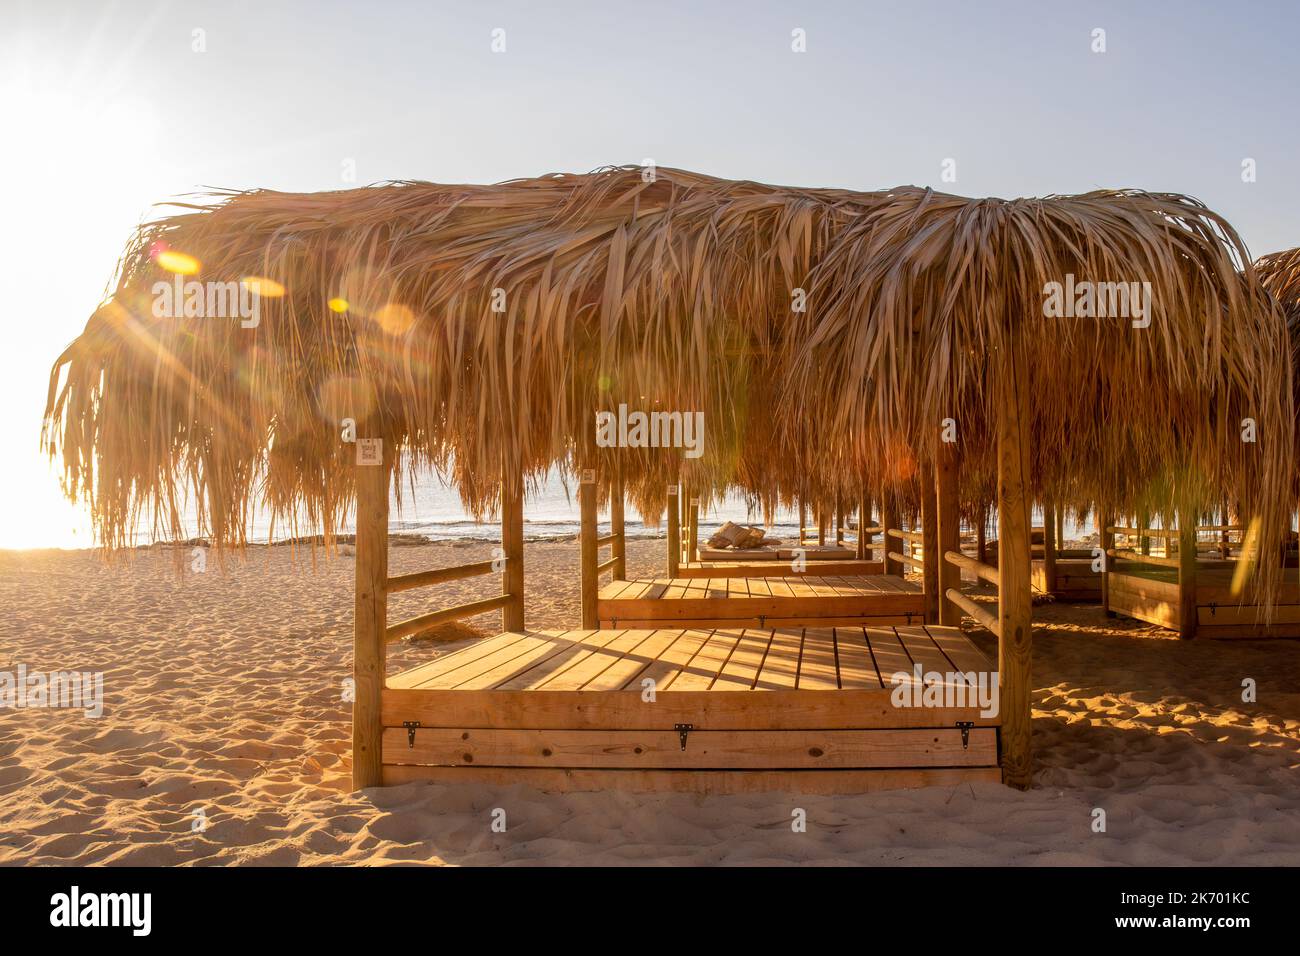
580;465;627;628
942;550;1001;638
885;527;924;572
382;474;525;643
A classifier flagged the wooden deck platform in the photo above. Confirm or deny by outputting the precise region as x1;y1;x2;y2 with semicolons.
596;575;925;628
676;559;885;578
383;625;1002;792
1109;566;1300;638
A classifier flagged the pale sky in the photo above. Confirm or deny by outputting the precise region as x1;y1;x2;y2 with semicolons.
2;0;1297;548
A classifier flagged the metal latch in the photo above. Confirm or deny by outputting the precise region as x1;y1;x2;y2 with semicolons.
956;721;973;750
757;614;767;628
403;720;421;748
1207;602;1218;617
674;723;693;751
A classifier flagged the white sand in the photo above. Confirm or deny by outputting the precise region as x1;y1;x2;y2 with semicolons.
1;539;1297;865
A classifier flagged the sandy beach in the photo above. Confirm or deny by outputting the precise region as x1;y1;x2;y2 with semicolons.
1;537;1297;866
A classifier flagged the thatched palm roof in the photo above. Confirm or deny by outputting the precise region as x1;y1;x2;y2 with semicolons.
42;166;1294;600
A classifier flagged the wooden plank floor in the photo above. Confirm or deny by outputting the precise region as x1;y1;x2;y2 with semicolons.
596;574;925;628
388;624;985;693
382;625;1002;792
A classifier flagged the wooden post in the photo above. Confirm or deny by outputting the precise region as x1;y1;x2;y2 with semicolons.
1100;508;1115;617
920;462;940;624
977;505;987;564
666;481;680;577
882;488;901;576
856;487;869;560
1219;499;1230;559
1178;510;1198;639
936;444;961;626
997;360;1033;790
501;468;525;632
799;500;807;546
610;460;626;579
688;494;700;563
352;438;390;790
1055;506;1065;548
817;505;827;546
1042;498;1058;596
579;467;598;629
1138;510;1151;556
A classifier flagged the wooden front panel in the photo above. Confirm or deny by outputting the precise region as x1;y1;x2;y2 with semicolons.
383;687;1000;731
380;765;1004;795
382;726;998;770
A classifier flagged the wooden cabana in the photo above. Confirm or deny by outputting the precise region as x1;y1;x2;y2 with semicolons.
42;167;1294;794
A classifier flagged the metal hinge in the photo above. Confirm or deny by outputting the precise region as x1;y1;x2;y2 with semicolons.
674;723;693;751
403;720;421;748
956;721;974;750
757;614;767;628
1208;602;1218;617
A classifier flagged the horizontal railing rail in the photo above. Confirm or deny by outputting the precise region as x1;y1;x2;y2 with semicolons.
943;550;1000;588
386;594;513;643
886;550;924;571
945;588;998;634
386;560;497;594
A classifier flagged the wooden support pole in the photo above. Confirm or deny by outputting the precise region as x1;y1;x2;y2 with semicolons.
610;460;626;579
1219;499;1230;559
799;500;807;546
997;361;1033;790
1178;510;1198;639
1055;506;1065;548
856;487;869;560
920;462;940;624
817;505;827;546
1042;498;1058;595
666;481;680;576
688;494;700;563
936;444;961;626
1138;510;1151;556
501;469;525;632
1100;508;1115;617
579;467;598;629
352;439;390;790
977;505;988;564
882;488;902;576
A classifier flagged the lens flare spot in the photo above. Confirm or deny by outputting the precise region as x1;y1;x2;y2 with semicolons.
374;302;416;335
156;250;200;275
241;276;286;297
327;297;349;313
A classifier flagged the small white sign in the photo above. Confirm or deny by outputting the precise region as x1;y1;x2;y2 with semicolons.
581;468;596;484
356;438;382;466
